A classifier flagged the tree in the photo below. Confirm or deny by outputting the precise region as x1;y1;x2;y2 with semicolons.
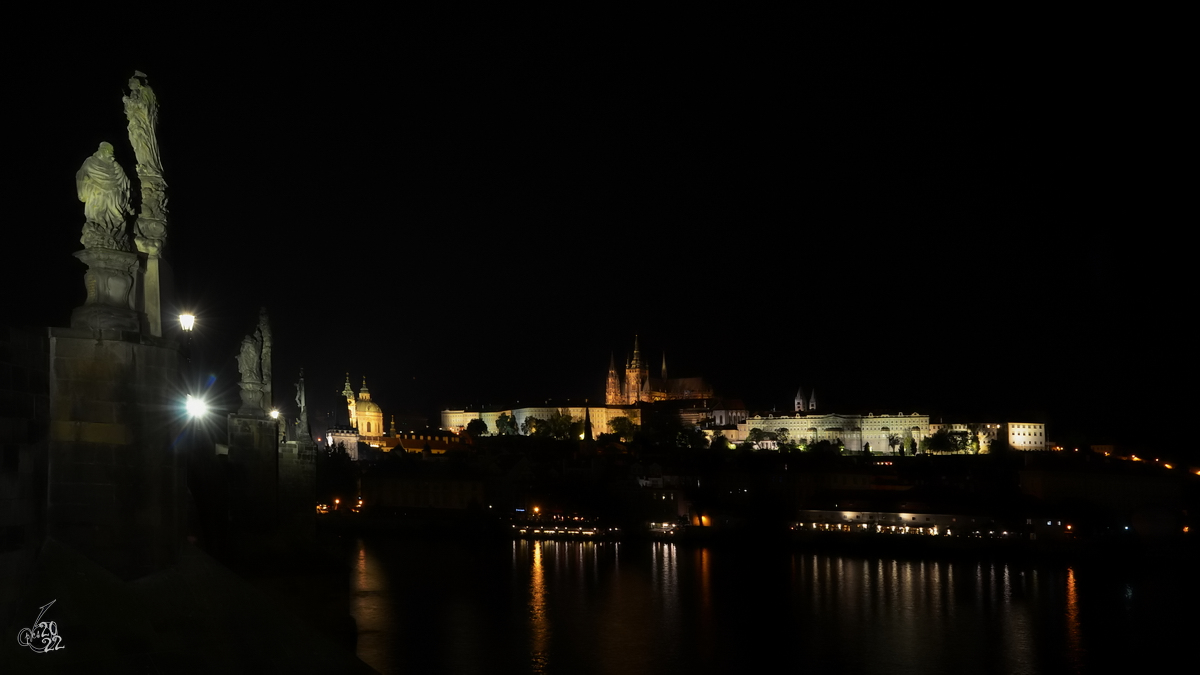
808;439;839;456
466;418;488;438
496;412;518;436
521;416;542;436
545;410;574;440
608;416;637;442
746;428;767;445
988;436;1012;455
966;423;985;454
922;429;955;454
675;425;709;450
948;430;970;454
887;433;901;456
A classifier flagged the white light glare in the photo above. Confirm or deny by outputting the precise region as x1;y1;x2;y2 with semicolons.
179;314;196;331
269;410;280;419
186;395;208;418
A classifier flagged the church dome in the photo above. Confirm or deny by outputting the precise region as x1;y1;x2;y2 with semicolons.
357;399;382;414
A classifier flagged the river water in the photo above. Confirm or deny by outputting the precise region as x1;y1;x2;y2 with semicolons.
349;536;1191;674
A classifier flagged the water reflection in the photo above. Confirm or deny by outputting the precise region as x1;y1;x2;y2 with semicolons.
349;537;1165;674
1066;567;1083;674
529;540;549;673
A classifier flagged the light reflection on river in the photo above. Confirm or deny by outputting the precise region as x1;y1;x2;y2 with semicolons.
350;537;1191;674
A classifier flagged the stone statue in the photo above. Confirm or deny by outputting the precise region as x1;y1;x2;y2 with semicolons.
295;368;306;413
295;368;311;440
76;142;132;250
256;308;272;408
123;71;168;245
122;71;170;338
122;72;163;178
236;332;264;415
236;335;262;385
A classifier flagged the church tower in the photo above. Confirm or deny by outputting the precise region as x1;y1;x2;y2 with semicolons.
795;386;806;412
342;373;357;429
606;353;622;405
625;335;650;403
808;389;817;412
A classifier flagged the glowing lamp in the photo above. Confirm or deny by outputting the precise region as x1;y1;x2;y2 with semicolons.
269;410;280;419
185;395;207;419
178;314;195;331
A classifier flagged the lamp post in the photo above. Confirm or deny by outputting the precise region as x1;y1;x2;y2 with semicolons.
178;313;195;364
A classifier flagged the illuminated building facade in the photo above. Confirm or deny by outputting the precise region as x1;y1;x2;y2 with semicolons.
342;374;384;441
927;422;1046;452
739;412;930;455
441;405;642;437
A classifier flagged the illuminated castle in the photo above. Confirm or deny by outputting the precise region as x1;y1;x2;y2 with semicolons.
605;336;713;405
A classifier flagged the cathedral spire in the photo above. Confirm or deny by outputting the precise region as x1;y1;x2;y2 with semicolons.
795;386;806;412
606;352;622;406
661;352;667;381
583;400;594;442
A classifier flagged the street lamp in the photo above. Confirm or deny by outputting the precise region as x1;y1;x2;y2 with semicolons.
186;394;208;419
178;313;195;364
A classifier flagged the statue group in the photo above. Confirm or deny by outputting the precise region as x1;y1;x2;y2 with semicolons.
71;72;169;334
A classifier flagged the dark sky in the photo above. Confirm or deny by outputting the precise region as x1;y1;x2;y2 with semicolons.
4;16;1185;453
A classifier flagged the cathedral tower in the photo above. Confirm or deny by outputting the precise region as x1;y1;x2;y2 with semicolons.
625;335;650;403
606;353;622;405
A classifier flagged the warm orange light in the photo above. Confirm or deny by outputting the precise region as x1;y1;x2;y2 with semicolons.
1066;524;1073;530
1164;464;1173;470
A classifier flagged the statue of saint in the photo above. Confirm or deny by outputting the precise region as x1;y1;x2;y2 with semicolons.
257;308;272;400
236;335;262;385
76;142;131;250
123;71;163;178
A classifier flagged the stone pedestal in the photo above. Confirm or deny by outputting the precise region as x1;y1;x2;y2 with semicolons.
44;327;185;581
134;234;170;338
71;248;141;332
238;381;265;416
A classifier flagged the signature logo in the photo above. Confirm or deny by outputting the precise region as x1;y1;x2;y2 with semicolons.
16;600;65;654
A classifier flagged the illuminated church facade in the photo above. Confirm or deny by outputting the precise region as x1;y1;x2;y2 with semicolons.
605;336;713;405
342;374;385;441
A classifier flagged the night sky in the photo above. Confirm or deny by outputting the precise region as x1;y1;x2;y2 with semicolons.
5;17;1184;455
